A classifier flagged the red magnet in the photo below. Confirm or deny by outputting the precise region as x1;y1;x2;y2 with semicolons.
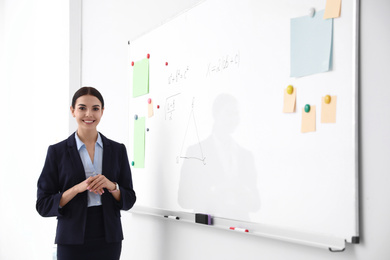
157;105;160;109
131;61;134;66
148;98;152;104
165;62;168;66
147;53;150;59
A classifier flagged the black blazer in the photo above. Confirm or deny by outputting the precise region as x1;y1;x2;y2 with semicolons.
36;132;136;245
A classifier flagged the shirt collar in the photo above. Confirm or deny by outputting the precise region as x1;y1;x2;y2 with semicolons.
75;132;103;150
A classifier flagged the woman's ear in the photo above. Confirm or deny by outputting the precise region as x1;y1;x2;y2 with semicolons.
70;106;75;117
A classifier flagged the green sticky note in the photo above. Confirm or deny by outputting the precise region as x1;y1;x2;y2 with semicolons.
133;117;146;168
132;58;149;97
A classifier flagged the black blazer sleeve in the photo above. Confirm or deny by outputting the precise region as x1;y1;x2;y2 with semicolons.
36;145;64;217
117;144;136;211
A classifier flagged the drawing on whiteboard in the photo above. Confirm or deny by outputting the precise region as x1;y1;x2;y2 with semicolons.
177;97;206;164
165;93;181;120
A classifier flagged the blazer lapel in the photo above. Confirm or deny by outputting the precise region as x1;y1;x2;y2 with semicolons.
67;132;86;183
101;133;113;180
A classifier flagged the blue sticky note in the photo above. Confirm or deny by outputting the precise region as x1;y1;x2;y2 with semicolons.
290;10;333;77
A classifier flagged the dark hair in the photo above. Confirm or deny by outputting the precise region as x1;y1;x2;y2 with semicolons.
71;87;104;108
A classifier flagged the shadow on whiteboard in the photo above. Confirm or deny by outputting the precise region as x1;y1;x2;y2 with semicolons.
178;94;261;221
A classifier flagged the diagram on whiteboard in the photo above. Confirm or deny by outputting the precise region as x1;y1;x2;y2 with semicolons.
177;97;206;165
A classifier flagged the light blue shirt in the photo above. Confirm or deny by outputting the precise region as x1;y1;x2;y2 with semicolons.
75;132;103;207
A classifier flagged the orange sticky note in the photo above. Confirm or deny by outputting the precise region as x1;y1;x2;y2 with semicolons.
324;0;342;19
283;87;296;113
148;101;154;118
301;106;316;133
321;96;337;123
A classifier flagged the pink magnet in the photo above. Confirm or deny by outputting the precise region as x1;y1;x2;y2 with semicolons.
148;98;152;104
165;62;168;66
131;61;134;66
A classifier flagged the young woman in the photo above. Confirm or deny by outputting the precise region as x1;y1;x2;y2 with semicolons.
36;87;136;260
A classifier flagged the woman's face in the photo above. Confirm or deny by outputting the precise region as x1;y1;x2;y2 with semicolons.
70;95;104;131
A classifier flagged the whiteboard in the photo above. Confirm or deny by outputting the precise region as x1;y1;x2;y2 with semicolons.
128;0;359;248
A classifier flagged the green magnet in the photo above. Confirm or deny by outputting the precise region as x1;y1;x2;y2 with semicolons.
131;161;135;166
304;104;311;113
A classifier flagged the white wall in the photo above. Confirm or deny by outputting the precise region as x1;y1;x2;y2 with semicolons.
0;0;69;259
81;0;390;259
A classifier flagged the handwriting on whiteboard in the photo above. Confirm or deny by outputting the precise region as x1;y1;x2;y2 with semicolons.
165;93;181;120
206;51;240;77
168;66;190;85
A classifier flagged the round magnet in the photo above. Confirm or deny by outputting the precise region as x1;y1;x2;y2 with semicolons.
147;128;149;132
304;104;311;113
131;61;134;66
147;53;150;59
157;105;160;109
165;62;168;66
287;85;294;95
309;8;315;17
131;161;134;166
148;98;152;104
134;114;138;120
325;95;331;104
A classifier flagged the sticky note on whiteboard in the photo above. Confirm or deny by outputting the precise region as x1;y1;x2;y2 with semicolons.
290;10;333;77
324;0;342;19
283;87;296;113
132;58;149;97
148;101;154;118
321;96;337;123
301;106;316;133
133;116;146;168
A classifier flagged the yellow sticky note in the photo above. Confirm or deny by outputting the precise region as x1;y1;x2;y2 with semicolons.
148;101;154;118
321;96;337;123
324;0;342;19
301;106;316;133
283;87;296;113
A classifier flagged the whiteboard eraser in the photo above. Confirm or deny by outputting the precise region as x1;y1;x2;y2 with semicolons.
195;213;212;225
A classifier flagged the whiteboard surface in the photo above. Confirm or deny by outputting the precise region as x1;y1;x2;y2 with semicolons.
128;0;358;243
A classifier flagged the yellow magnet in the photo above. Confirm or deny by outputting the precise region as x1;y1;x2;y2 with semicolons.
287;85;294;95
324;95;331;104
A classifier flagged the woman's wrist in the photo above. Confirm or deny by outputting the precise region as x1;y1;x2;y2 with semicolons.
109;182;117;191
109;182;120;193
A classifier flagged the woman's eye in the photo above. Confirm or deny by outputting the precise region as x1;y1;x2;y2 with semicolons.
79;107;85;110
93;108;100;111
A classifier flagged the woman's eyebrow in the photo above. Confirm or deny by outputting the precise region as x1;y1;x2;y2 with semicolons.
77;104;100;107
